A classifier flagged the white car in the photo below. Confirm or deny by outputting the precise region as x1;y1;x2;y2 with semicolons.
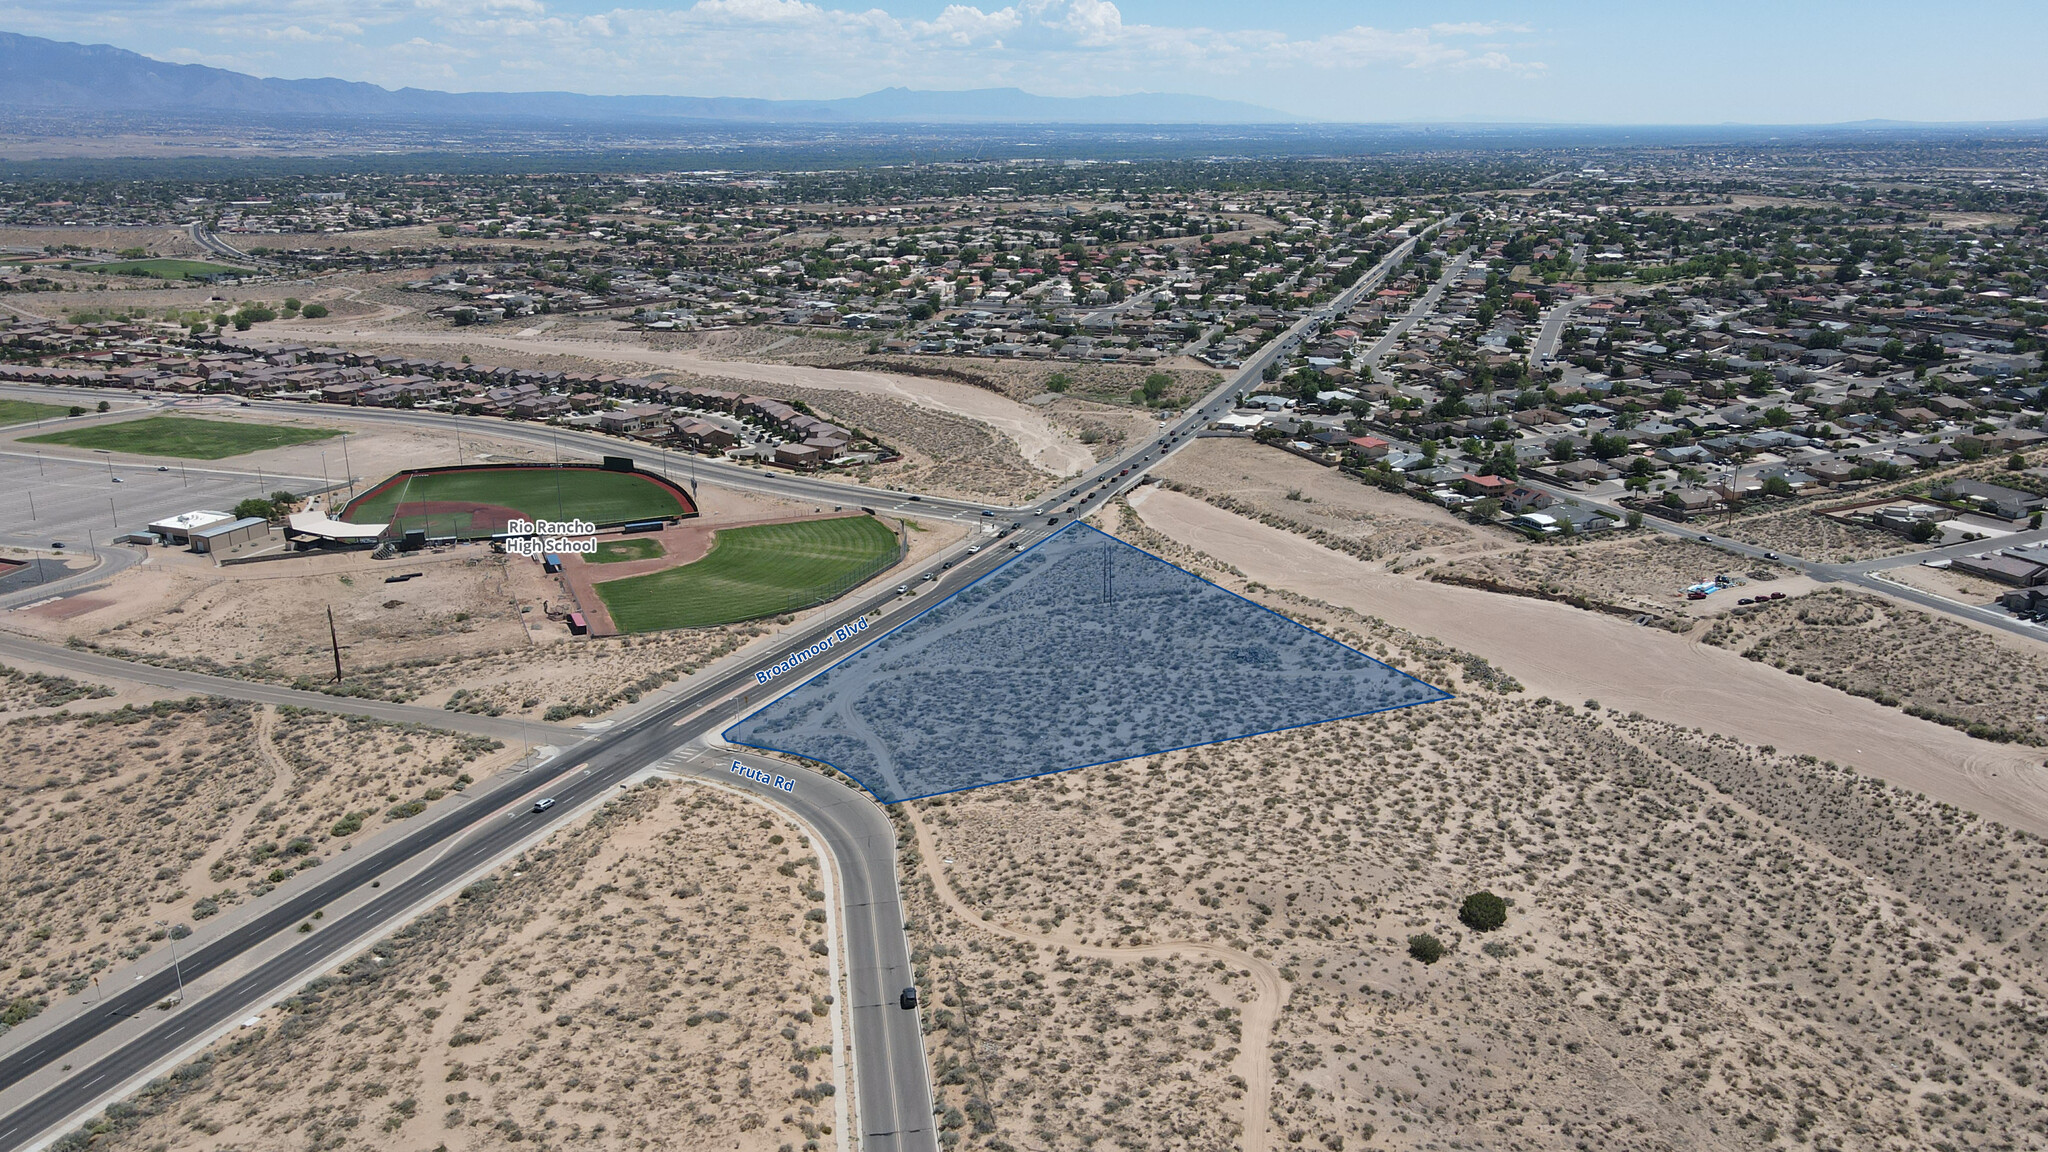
966;545;980;554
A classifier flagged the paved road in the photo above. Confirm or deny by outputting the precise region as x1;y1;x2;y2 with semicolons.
0;223;1445;1150
1503;474;2048;644
1530;295;1592;365
182;222;260;267
0;628;576;744
1362;251;1470;368
0;524;1048;1152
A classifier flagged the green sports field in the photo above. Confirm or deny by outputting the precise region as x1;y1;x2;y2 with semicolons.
22;415;340;459
0;399;73;428
586;537;666;564
343;467;691;536
597;516;899;632
82;258;248;280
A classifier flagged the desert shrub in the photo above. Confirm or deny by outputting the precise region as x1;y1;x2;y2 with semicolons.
1407;933;1444;964
1459;891;1508;932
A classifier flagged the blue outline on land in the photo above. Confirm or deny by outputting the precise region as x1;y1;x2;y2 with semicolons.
725;522;1449;803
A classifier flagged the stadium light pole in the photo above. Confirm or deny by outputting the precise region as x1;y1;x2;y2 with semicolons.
340;432;354;497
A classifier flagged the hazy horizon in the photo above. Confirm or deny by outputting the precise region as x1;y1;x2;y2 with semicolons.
2;1;2043;125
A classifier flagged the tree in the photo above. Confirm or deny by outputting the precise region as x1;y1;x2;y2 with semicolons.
1763;407;1793;428
1407;933;1444;964
234;497;277;522
299;303;328;319
1045;372;1072;393
2011;453;2031;472
1909;520;1939;544
1469;497;1502;523
95;400;109;413
1762;475;1794;498
1588;432;1628;460
1459;892;1508;932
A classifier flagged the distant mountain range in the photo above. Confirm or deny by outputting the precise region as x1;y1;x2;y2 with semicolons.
0;32;1297;125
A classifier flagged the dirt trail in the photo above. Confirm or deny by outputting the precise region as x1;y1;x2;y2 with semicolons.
1125;485;2048;837
904;808;1286;1152
176;705;296;896
298;325;1093;476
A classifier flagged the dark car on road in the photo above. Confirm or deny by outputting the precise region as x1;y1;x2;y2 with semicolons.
899;987;919;1010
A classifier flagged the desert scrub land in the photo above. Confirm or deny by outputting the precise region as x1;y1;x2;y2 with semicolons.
1152;437;1488;563
65;781;839;1152
0;698;508;1025
1711;504;1921;563
24;548;760;718
903;691;2048;1152
1432;534;1793;619
1700;587;2048;743
0;662;113;714
802;352;1221;411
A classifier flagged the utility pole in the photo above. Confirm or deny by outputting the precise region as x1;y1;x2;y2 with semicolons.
340;432;354;497
328;607;345;682
155;920;185;1004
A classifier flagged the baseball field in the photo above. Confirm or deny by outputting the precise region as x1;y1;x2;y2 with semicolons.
342;465;693;536
595;515;899;631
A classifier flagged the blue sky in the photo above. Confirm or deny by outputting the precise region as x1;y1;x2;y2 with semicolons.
7;0;2045;122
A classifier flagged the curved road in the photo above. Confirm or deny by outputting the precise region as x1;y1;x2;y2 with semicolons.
0;222;1446;1151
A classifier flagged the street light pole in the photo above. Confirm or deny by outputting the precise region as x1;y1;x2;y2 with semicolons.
155;920;185;1004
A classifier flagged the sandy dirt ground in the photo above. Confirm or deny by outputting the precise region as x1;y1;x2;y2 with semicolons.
890;685;2048;1152
0;471;941;724
291;323;1095;476
1155;437;1501;563
76;780;842;1152
1699;586;2048;744
1124;485;2048;837
0;693;513;1024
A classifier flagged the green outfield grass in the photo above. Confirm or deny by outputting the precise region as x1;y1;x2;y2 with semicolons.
344;467;690;532
586;537;666;564
0;399;73;428
81;258;248;280
597;516;899;632
22;415;340;459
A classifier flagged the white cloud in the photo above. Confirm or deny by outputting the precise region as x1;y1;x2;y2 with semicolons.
10;0;1547;105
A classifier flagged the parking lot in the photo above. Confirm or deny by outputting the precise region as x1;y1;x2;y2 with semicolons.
0;449;330;554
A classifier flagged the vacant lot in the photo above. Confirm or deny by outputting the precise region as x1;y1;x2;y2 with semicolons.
343;466;690;535
1701;587;2048;743
597;514;898;631
1714;504;1921;562
23;415;339;459
1153;437;1491;564
0;696;510;1023
1433;533;1804;619
903;690;2048;1152
79;258;248;281
0;399;71;428
72;781;838;1152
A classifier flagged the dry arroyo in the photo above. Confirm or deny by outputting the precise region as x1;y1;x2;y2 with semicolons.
301;325;1094;476
1126;485;2048;837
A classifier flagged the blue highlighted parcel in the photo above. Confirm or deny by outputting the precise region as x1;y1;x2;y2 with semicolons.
725;522;1449;803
